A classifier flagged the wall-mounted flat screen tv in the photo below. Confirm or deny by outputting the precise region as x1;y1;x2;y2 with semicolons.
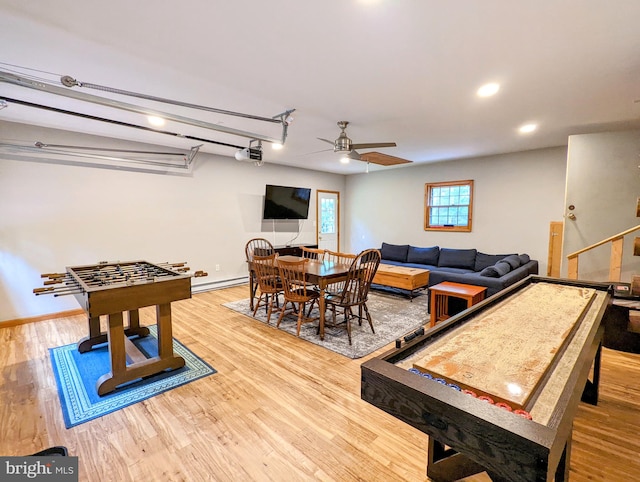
263;184;312;220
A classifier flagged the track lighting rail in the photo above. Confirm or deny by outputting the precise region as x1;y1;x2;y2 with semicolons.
0;70;294;145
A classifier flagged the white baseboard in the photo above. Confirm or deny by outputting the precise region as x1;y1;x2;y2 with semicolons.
192;276;248;294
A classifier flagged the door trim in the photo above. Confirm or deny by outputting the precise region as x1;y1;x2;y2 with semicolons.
316;190;340;251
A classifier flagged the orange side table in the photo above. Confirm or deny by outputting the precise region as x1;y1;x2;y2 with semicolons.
429;281;487;327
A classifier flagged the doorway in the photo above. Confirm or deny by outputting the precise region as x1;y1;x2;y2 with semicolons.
316;190;340;251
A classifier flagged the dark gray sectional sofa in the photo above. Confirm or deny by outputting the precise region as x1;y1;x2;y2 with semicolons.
379;242;538;297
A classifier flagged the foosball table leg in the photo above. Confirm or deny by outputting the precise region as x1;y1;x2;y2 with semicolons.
96;305;185;396
125;309;150;338
77;310;151;354
77;316;106;353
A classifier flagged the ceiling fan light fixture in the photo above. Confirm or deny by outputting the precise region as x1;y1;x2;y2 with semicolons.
334;120;353;152
319;120;410;167
334;128;352;151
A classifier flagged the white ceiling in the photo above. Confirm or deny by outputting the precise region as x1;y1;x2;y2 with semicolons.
1;1;640;174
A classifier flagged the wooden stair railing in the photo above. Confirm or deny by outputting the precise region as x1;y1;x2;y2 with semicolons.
567;224;640;280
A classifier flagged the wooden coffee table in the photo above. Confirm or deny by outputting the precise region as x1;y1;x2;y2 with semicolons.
372;264;430;300
429;281;487;327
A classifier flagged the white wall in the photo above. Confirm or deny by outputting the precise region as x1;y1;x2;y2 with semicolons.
345;147;568;275
0;121;345;322
0;120;578;323
563;130;640;281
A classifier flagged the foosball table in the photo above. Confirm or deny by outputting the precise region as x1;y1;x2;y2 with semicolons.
361;276;612;482
34;260;207;395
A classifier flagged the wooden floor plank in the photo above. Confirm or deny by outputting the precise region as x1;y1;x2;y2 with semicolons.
1;285;639;481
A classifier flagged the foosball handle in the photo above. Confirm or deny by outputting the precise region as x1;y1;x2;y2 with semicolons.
44;279;65;285
33;287;54;293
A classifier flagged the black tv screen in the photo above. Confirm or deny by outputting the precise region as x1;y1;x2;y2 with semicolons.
263;184;311;220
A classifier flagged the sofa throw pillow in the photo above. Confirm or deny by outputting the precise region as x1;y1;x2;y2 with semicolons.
438;248;477;269
502;254;521;269
519;254;531;265
407;246;439;265
474;252;513;272
380;242;409;263
480;260;512;278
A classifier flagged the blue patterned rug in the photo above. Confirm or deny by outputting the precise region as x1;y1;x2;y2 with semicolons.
50;325;216;428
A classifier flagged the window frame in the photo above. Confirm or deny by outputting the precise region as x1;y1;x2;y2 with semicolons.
424;179;474;232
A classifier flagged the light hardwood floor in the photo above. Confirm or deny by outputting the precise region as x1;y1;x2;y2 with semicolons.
1;285;639;481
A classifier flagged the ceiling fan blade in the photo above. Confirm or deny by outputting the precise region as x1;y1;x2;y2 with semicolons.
318;138;335;145
303;148;333;156
359;151;412;166
351;142;397;150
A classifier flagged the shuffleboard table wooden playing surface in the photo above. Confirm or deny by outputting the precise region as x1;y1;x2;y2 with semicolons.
361;275;612;482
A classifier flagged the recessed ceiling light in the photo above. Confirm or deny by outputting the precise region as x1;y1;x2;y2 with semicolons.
271;143;283;150
340;156;350;164
518;123;538;134
477;83;500;98
147;116;165;127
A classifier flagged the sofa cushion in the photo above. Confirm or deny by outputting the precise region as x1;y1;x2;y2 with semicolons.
474;252;512;271
480;260;512;278
407;245;439;265
438;248;477;269
502;254;521;269
380;242;409;263
519;253;531;265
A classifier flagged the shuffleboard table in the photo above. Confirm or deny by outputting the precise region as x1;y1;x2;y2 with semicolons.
361;276;612;482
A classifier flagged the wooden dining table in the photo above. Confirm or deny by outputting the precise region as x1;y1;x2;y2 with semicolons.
248;255;352;340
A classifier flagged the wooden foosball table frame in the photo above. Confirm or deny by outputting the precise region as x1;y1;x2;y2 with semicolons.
361;276;612;482
37;261;194;396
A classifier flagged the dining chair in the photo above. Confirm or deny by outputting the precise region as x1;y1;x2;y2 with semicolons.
251;253;283;324
325;250;356;265
301;246;326;261
245;238;275;309
276;258;320;336
324;250;357;295
245;237;275;259
324;248;381;344
300;247;325;290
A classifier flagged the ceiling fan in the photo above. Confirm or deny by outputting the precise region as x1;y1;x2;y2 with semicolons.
318;121;412;166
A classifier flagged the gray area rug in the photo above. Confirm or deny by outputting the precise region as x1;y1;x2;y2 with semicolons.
223;290;429;359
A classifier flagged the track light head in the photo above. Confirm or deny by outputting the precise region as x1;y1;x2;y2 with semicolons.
235;146;263;162
235;148;251;161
